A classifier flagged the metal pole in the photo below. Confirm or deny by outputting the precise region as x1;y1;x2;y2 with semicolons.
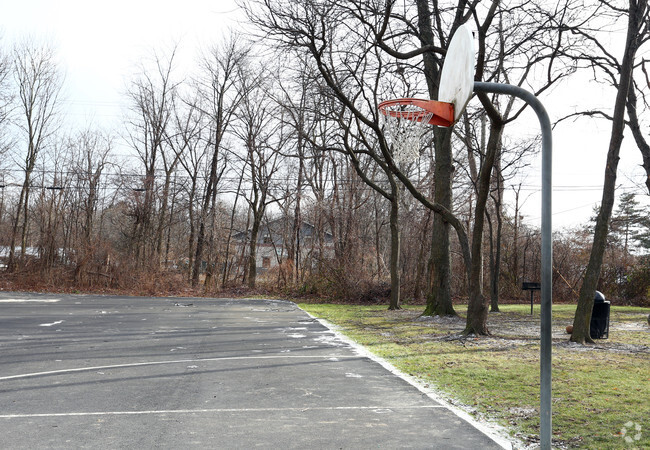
473;82;553;450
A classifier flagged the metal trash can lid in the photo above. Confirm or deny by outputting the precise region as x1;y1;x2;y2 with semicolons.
594;290;606;303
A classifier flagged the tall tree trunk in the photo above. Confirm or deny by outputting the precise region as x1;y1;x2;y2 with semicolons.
342;137;403;311
571;0;645;344
413;211;432;301
423;128;456;316
192;146;219;286
222;165;245;287
388;186;401;310
192;218;206;286
156;172;173;262
7;179;28;272
20;174;33;258
141;173;156;266
373;195;383;281
290;138;305;284
248;212;261;289
187;179;197;281
164;180;177;268
490;161;505;313
487;212;497;310
464;120;503;335
512;186;521;289
490;210;503;312
416;0;456;317
488;207;504;312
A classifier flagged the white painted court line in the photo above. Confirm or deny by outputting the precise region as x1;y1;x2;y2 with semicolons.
0;299;60;303
39;320;64;327
0;355;359;382
0;405;445;419
302;312;517;450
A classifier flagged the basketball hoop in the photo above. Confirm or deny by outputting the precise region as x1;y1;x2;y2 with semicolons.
378;23;475;164
378;98;454;163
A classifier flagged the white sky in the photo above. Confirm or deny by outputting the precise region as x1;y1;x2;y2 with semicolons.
1;0;243;126
518;76;649;231
1;0;648;230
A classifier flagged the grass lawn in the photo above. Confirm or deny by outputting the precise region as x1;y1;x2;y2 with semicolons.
299;303;650;449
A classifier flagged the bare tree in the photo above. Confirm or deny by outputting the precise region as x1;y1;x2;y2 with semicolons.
411;0;461;317
168;89;208;279
485;137;536;312
34;138;71;272
124;46;180;266
0;40;12;231
0;39;13;160
570;0;649;344
191;34;248;286
7;38;63;272
273;57;324;284
68;129;114;283
233;66;286;289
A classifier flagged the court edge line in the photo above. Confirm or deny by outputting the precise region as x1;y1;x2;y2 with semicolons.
0;405;445;419
302;312;519;450
0;299;61;303
0;355;359;382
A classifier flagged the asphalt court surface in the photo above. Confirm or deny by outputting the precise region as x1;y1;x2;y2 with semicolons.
0;292;507;449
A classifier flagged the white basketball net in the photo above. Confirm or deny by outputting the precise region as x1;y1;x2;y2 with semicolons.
381;107;434;164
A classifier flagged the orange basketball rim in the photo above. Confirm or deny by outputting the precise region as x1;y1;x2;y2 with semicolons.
378;98;454;128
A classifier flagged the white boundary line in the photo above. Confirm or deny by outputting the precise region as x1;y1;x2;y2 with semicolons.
302;311;518;450
0;355;358;382
0;405;445;419
0;299;60;303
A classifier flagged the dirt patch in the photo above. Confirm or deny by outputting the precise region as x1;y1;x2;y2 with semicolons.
613;321;648;332
556;340;649;354
414;314;465;325
403;310;650;355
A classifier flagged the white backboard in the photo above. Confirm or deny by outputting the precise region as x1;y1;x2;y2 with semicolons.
438;24;475;121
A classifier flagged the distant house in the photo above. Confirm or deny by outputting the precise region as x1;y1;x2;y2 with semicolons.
233;218;334;272
0;246;42;268
0;246;71;268
0;246;40;259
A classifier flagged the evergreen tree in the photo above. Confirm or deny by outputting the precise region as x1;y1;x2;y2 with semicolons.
610;192;644;254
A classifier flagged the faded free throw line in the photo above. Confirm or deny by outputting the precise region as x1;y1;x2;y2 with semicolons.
0;405;445;419
0;355;360;381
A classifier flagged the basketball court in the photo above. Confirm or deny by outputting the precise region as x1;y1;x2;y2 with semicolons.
0;292;510;448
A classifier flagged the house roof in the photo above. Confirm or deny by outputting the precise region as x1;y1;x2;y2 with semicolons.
232;218;333;242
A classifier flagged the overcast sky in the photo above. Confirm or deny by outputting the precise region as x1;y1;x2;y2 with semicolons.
1;0;242;124
1;0;648;230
